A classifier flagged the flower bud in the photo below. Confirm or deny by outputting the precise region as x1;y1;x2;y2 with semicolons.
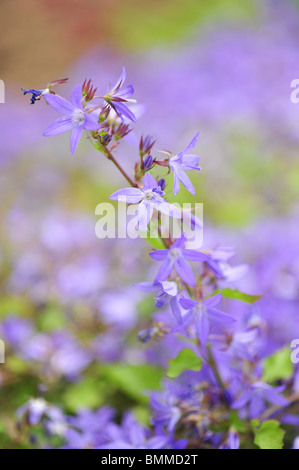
158;178;166;190
143;154;153;170
139;135;155;156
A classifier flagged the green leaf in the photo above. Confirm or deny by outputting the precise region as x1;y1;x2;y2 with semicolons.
167;349;202;378
63;378;106;411
38;305;67;332
263;347;293;382
253;420;285;450
145;233;165;250
101;364;163;403
216;288;262;304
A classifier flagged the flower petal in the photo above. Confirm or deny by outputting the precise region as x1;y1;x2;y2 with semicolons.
204;293;222;308
161;281;177;296
180;132;199;155
70;125;83;154
44;93;73;115
152;197;181;219
84;113;100;131
155;258;173;282
208;308;236;324
175;166;195;196
43;116;73;136
143;173;157;191
174;256;196;287
113;102;136;122
195;312;209;345
182;249;210;262
109;188;144;203
138;200;153;230
149;250;169;261
70;84;83;110
180;298;198;310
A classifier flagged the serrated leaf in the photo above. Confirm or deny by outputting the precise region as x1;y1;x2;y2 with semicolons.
167;348;202;378
253;420;285;449
217;288;262;304
263;347;293;382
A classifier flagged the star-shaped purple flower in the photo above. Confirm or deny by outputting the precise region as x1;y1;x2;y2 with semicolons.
135;280;183;322
109;173;181;231
43;84;100;154
232;382;289;419
104;67;136;122
149;233;209;287
169;132;201;196
178;293;236;344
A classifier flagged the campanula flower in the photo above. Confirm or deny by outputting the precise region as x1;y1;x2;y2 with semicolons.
149;233;209;287
232;382;289;419
220;430;240;449
135;280;183;321
43;84;100;154
168;132;201;195
22;88;44;104
135;280;177;307
22;78;69;104
205;246;248;281
104;67;136;122
109;173;181;231
178;293;235;344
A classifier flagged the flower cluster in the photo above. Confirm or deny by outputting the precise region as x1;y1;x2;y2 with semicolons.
16;66;298;450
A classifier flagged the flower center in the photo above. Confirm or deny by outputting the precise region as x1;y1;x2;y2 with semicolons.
72;110;85;125
170;248;180;259
144;190;154;200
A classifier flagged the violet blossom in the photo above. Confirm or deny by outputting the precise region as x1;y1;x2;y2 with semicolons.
109;173;181;230
43;84;100;154
168;132;201;196
149;233;209;287
178;293;236;345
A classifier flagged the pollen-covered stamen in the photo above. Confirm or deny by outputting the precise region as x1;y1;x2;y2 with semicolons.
71;110;85;126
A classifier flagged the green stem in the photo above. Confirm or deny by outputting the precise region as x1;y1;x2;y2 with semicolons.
207;344;228;402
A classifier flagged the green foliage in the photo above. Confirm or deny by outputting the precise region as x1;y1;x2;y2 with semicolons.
112;0;256;50
63;378;106;412
263;347;293;383
253;420;285;450
38;305;67;332
167;348;202;378
216;288;262;304
101;364;163;403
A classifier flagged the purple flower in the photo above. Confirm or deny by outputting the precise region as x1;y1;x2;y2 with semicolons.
135;280;177;308
220;430;240;449
109;173;181;231
64;407;114;449
149;233;209;287
43;84;100;154
16;398;48;425
169;132;201;196
150;391;181;433
135;279;182;322
21;88;44;104
205;246;248;281
104;67;136;122
178;293;236;344
232;382;289;419
100;413;170;449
